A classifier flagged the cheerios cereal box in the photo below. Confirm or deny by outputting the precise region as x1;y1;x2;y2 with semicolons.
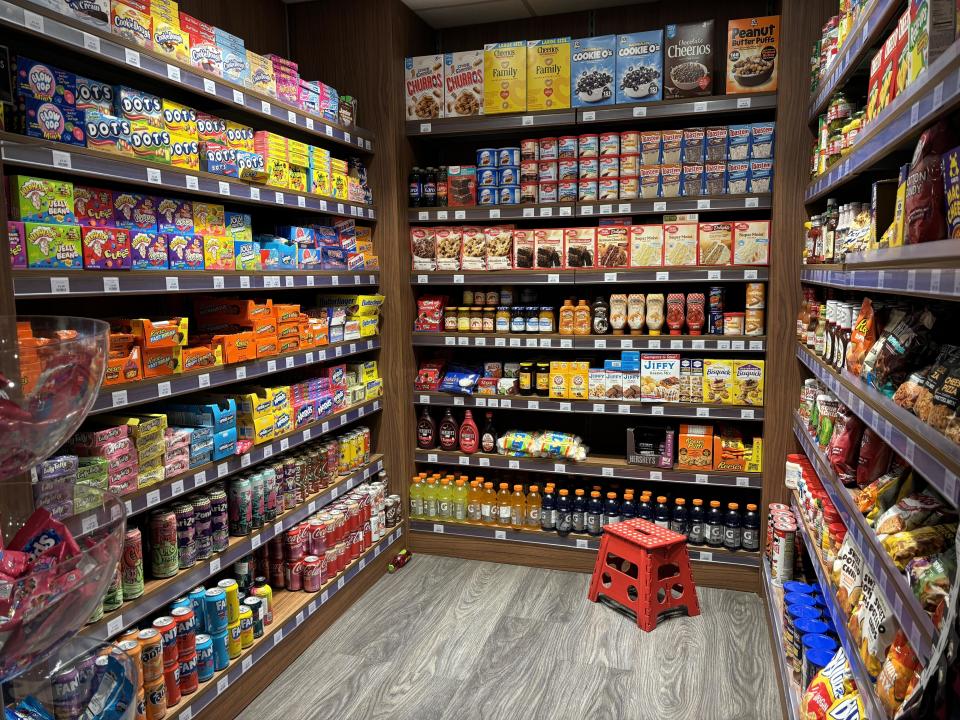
726;16;780;94
404;55;444;120
484;42;526;115
444;51;483;117
527;38;570;111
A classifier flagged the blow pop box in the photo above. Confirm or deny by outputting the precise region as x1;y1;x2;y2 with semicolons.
82;226;132;269
83;111;133;157
16;57;76;106
166;232;204;270
23;99;85;146
129;231;168;269
8;221;27;269
11;176;76;223
76;77;114;114
156;197;193;234
24;222;83;269
114;192;157;231
74;186;116;227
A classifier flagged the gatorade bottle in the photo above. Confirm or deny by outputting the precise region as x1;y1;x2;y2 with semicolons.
742;503;760;551
604;492;620;527
724;502;742;550
409;476;424;519
586;491;603;536
572;489;587;533
481;482;496;525
621;492;637;520
541;486;556;531
638;494;652;521
670;498;688;538
453;478;468;522
706;500;724;547
688;499;705;545
497;483;512;527
511;485;526;530
424;478;438;518
556;489;573;537
654;496;670;528
525;485;541;528
467;480;482;523
438;478;452;519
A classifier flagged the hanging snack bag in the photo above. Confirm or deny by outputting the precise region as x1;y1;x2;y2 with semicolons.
860;307;906;384
815;394;839;448
905;121;951;244
869;309;937;396
800;647;854;720
875;630;921;717
845;298;876;376
855;428;892;488
833;536;864;615
882;523;958;571
826;404;863;485
875;490;953;536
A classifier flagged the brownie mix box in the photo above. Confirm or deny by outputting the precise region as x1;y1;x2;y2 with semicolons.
663;21;714;99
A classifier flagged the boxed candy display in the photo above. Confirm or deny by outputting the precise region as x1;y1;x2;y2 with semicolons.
82;226;132;269
10;176;76;224
24;222;83;269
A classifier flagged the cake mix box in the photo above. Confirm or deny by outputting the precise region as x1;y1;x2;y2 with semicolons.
534;228;564;269
616;31;663;104
571;35;616;107
733;219;770;265
74;186;115;227
113;192;157;231
697;222;733;265
404;54;444;120
25;222;83;269
82;226;132;269
640;353;681;402
130;231;167;269
629;224;664;267
527;38;571;111
444;50;483;117
663;221;698;266
663;21;714;99
11;176;75;224
726;16;780;94
483;42;526;114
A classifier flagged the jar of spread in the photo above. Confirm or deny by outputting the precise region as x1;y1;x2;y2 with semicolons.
646;294;664;336
510;307;526;333
485;290;500;306
457;307;471;333
559;300;575;335
627;294;645;335
470;306;483;332
501;287;514;306
482;308;496;333
462;289;474;305
474;292;486;307
539;306;556;333
535;362;550;397
609;294;627;335
525;307;539;333
495;307;511;333
444;307;458;332
518;362;534;395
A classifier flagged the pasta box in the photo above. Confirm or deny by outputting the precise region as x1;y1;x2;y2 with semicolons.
25;222;83;269
113;192;157;231
11;176;75;224
129;231;167;269
82;226;132;269
23;99;85;145
74;186;116;227
571;35;616;107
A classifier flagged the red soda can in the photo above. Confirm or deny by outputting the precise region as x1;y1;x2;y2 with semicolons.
269;556;286;589
302;555;322;592
335;542;347;573
163;662;180;706
350;530;362;560
285;525;305;561
268;536;284;560
171;606;196;658
324;548;337;581
327;510;343;543
285;558;304;591
152;616;178;667
308;519;326;555
178;652;198;695
362;519;372;549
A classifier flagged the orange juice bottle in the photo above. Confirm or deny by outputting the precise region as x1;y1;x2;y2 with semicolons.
481;481;496;524
511;484;526;529
497;482;512;527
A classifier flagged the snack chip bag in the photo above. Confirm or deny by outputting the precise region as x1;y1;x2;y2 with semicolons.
800;647;854;720
833;536;863;615
875;629;921;716
825;694;865;720
845;298;875;376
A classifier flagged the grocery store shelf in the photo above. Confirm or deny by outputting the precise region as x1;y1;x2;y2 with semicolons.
792;501;886;720
122;398;382;518
410;203;575;222
406;109;576;136
761;558;801;720
0;0;374;153
163;526;403;720
807;36;960;202
0;134;376;220
797;345;960;507
414;391;764;420
845;239;960;267
94;338;380;413
800;265;960;300
412;332;766;352
411;267;768;285
793;413;936;663
414;449;762;488
14;270;380;298
579;94;777;125
808;0;901;121
410;520;760;568
82;457;384;643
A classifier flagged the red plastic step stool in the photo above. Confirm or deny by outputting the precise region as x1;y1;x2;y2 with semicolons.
587;518;700;631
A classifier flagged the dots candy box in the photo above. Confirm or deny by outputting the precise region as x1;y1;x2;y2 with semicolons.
114;86;163;129
129;231;168;269
162;99;198;136
10;176;76;224
114;192;157;231
22;98;86;146
156;197;194;234
76;77;114;114
24;222;83;269
166;233;205;270
83;110;133;157
82;226;132;269
128;121;172;164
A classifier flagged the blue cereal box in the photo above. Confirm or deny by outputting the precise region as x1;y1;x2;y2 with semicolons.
114;86;163;129
16;58;76;106
23;99;85;145
571;35;616;107
616;31;663;103
76;77;114;114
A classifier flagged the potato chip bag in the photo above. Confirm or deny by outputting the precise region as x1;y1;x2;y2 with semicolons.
875;629;921;716
801;647;854;720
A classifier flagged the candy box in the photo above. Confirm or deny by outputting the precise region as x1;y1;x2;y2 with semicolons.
288;164;308;193
181;344;221;373
260;239;297;268
225;122;255;152
181;13;221;76
212;426;237;460
76;77;113;114
84;110;132;157
151;13;190;64
234;241;261;270
141;345;181;377
61;0;110;30
169;133;200;171
129;231;167;269
616;31;663;103
166;232;204;270
16;57;76;106
8;221;27;269
677;424;713;470
74;186;115;227
114;86;162;129
82;226;132;269
265;157;289;188
571;35;616;107
25;222;82;268
200;141;238;177
256;334;279;358
156;197;193;234
110;0;152;48
129;121;171;164
218;43;249;86
161;99;197;136
22;99;86;145
104;344;141;385
246;51;277;97
193;202;225;235
196;113;227;144
114;192;157;231
298;247;322;268
237;151;267;182
202;235;235;270
11;176;75;223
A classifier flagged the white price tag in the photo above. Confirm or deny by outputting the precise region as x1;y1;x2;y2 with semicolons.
670;340;683;350
325;125;333;136
274;628;285;645
745;197;759;208
112;390;128;407
242;656;253;673
240;276;251;288
655;271;669;281
280;438;290;452
696;407;709;417
582;206;594;215
521;115;535;126
287;110;297;124
693;101;707;112
157;381;172;398
736;477;750;487
731;340;745;350
697;199;711;210
51;150;72;170
707;270;721;281
696;474;708;484
539;339;552;348
479;457;490;466
560;339;572;348
933;82;945;109
618;404;630;414
911;102;919;125
475;397;487;406
275;192;285;204
650;471;662;481
264;276;281;289
444;336;455;346
296;195;306;208
604;272;618;282
593;403;605;413
81;514;97;534
717;340;730;350
218;463;228;477
165;276;180;291
419;122;432;133
284;275;295;288
194;470;207;485
198;374;210;388
337;577;344;590
181;708;192;720
321;590;329;603
426;453;437;463
632;106;647;118
331;275;340;286
594;339;606;349
489;209;500;219
241;454;251;468
436;210;448;220
617;203;632;214
147;168;162;184
602;466;614;477
251;533;262;549
82;32;100;53
458;336;470;346
539;206;553;217
454;397;464;406
554;463;566;473
559;402;571;412
736;98;751;109
217;676;230;694
212;275;225;290
744;269;758;280
651;406;664;416
107;616;124;637
185;174;199;191
147;490;161;507
210;557;221;574
653;201;667;212
575;538;590;549
124;48;140;67
600;204;613;214
233;89;245;105
202;77;217;95
522;207;535;218
698;551;713;562
559;206;572;216
649;339;661;349
100;276;121;293
493;530;507;541
476;338;487;346
749;340;763;350
170;479;184;497
260;100;272;114
285;356;296;369
500;399;512;408
509;460;519;469
583;111;596;122
692;340;705;350
741;409;755;419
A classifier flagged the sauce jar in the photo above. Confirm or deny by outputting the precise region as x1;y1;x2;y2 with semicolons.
518;362;534;395
495;307;511;333
536;362;550;397
539;306;556;333
485;289;500;306
482;308;496;333
462;289;474;305
525;307;540;333
444;307;458;332
470;306;483;332
457;307;471;333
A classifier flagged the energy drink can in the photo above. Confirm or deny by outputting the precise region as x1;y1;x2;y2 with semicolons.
191;495;212;560
239;605;254;648
173;501;196;569
243;596;264;638
150;509;179;578
217;578;240;624
207;489;229;552
234;556;254;591
250;471;264;529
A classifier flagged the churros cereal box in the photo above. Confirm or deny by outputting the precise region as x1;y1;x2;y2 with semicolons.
192;202;225;235
162;100;197;136
110;1;152;49
404;54;444;120
11;176;75;224
629;224;664;267
82;226;132;269
84;111;132;157
444;50;483;117
113;193;157;231
484;42;526;114
726;16;780;94
130;231;167;269
25;222;83;269
527;38;570;111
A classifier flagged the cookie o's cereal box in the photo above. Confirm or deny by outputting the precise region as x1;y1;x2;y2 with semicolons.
110;0;152;49
483;42;526;115
571;35;616;107
616;31;664;104
404;55;444;120
444;51;483;117
74;186;115;227
726;16;780;94
527;38;571;111
11;176;75;224
25;222;82;269
82;226;132;269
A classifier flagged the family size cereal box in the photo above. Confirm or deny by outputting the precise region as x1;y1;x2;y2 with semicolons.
908;0;959;86
444;50;483;117
113;192;157;231
484;42;526;114
733;219;770;265
25;222;82;269
11;176;75;224
571;35;616;107
74;186;115;227
616;31;663;104
663;21;714;99
527;38;570;111
404;54;443;120
629;224;664;267
130;231;167;269
82;226;132;269
110;0;152;49
726;16;780;94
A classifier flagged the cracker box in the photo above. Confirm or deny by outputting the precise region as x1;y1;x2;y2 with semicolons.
114;86;163;129
74;186;115;227
16;57;76;106
663;21;714;99
161;100;197;137
564;227;596;268
130;231;167;269
527;38;571;111
76;77;114;114
571;35;616;107
113;192;157;231
128;121;171;164
678;424;714;470
193;202;225;236
697;222;733;265
404;54;444;120
111;0;152;48
733;359;765;406
444;50;484;117
11;176;75;224
25;222;82;269
596;226;629;268
156;197;193;234
23;99;85;146
84;111;132;157
169;133;200;171
629;224;664;267
703;358;734;403
726;16;780;94
534;228;564;269
8;221;27;269
62;0;110;29
663;221;698;266
640;353;680;402
166;233;203;270
82;226;132;269
484;42;527;114
733;219;770;265
616;31;664;104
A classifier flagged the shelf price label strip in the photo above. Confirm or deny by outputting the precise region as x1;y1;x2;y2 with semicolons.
412;334;766;352
801;267;960;299
410;269;769;284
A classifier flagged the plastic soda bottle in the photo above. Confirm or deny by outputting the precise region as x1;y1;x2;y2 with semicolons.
511;485;526;530
453;478;468;521
424;478;438;518
525;485;541;528
688;499;705;545
724;502;742;550
586;491;603;536
481;482;496;525
603;492;620;527
541;485;557;531
742;503;760;551
497;483;512;527
556;489;573;536
572;489;587;533
706;500;724;547
670;498;688;538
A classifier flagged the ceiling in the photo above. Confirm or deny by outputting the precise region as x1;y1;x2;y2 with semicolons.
398;0;645;29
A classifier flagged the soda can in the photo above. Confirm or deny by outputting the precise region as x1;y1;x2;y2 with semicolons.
239;605;254;648
163;661;181;707
121;528;144;599
203;587;228;634
149;509;179;579
152;615;178;666
387;495;402;528
52;666;82;720
307;518;326;556
136;686;146;720
229;476;253;536
208;489;229;552
191;495;212;560
285;525;305;561
234;556;254;591
195;634;214;682
211;630;229;671
285;558;304;591
178;652;198;695
301;555;322;592
243;596;264;638
144;677;166;720
217;578;240;624
188;586;206;634
171;605;197;658
250;471;264;529
270;555;286;589
251;580;273;624
262;467;277;520
100;560;123;614
76;655;98;706
173;501;196;569
138;628;164;682
227;620;242;659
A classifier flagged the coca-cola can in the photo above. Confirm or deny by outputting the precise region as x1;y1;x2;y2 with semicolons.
269;557;285;590
308;518;326;555
324;548;337;581
302;555;322;592
285;525;305;561
285;559;303;591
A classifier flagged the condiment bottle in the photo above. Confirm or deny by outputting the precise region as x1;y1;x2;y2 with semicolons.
591;297;610;335
481;411;498;453
438;408;459;451
646;294;664;335
458;410;478;454
666;293;685;335
416;407;436;449
609;294;627;335
573;299;592;336
627;294;645;334
686;293;705;335
559;299;575;335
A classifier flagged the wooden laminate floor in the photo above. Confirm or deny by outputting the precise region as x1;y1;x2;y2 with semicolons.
239;555;782;720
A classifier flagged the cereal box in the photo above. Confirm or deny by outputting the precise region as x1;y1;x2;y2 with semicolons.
166;233;204;270
435;226;462;271
733;220;770;265
76;77;114;114
512;228;535;269
616;31;663;104
169;133;200;171
84;111;132;157
527;38;571;111
908;0;959;86
891;11;912;100
155;198;193;234
702;359;734;403
16;57;76;106
23;99;85;146
444;50;483;117
11;176;75;224
404;54;444;120
193;202;225;236
596;226;629;267
664;21;714;99
462;226;487;271
663;221;698;266
484;226;512;270
534;228;564;269
697;222;733;265
8;221;27;269
726;16;780;94
410;227;436;271
24;222;82;269
61;0;109;29
113;193;157;231
571;35;616;107
82;226;132;269
564;227;595;268
733;359;765;406
483;42;526;114
640;353;680;402
110;0;152;49
678;424;713;470
630;224;664;267
866;39;889;123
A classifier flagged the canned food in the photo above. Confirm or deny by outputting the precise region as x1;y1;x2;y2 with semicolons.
477;187;497;205
558;181;578;203
538;182;558;203
477;167;497;187
745;308;765;335
599;133;620;156
216;578;240;624
578;180;598;202
578;157;598;180
476;148;496;167
578;134;598;158
620;131;640;154
709;286;725;312
599;156;619;178
557;159;578;181
539;137;558;160
723;312;745;335
619;177;639;200
619;153;640;177
520;160;539;183
599;178;619;200
497;166;519;186
536;160;557;182
771;518;797;585
520;138;539;161
498;147;520;166
499;186;520;205
520;182;538;204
